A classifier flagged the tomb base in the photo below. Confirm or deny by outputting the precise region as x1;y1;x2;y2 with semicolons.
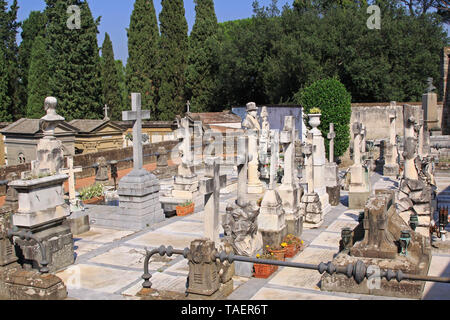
321;254;427;299
1;267;67;300
259;227;288;249
326;186;341;207
137;280;234;301
116;169;165;229
349;191;371;209
285;214;303;237
67;211;90;236
383;164;399;177
247;184;265;195
234;261;254;278
14;221;74;273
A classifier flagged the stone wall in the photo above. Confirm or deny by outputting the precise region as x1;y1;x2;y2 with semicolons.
71;140;180;180
351;102;444;142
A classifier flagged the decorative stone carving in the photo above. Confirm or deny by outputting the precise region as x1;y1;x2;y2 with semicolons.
243;102;264;194
321;190;432;299
349;114;371;209
95;157;109;183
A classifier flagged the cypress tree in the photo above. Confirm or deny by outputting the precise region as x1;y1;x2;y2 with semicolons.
26;35;50;119
0;0;19;121
116;60;129;113
186;0;219;112
0;46;10;121
158;0;189;120
101;33;122;121
45;0;103;120
18;11;47;113
126;0;160;115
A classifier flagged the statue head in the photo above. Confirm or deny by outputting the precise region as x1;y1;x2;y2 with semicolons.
246;102;258;118
44;97;58;116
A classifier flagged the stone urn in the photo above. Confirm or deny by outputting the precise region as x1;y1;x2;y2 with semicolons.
308;114;321;130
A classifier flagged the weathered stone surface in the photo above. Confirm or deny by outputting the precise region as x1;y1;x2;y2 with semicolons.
4;269;67;300
326;185;341;207
348;191;371;210
397;197;414;212
15;222;74;273
321;190;432;299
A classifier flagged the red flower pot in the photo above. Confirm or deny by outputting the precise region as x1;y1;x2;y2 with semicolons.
82;196;104;205
269;248;287;261
254;263;275;279
176;203;195;216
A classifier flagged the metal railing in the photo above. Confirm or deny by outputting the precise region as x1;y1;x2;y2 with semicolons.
142;245;450;289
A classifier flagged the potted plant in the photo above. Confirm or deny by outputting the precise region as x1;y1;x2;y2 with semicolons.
254;251;278;279
267;243;288;261
176;201;195;216
308;107;322;130
283;234;305;258
80;184;105;205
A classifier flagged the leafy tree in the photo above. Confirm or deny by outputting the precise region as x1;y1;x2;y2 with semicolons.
185;0;219;112
158;0;189;120
26;35;50;119
295;78;352;158
126;0;160;115
45;0;103;120
101;33;123;121
17;11;47;116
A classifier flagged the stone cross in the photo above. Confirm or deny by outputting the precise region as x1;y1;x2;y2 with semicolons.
104;104;109;120
178;117;193;165
122;93;151;171
327;123;336;163
186;100;190;114
304;132;315;193
403;105;419;180
361;124;367;154
269;130;280;189
237;136;251;207
280;116;295;186
352;119;362;166
60;157;83;203
203;158;221;243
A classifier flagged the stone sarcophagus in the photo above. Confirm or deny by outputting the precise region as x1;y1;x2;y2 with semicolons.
321;190;432;299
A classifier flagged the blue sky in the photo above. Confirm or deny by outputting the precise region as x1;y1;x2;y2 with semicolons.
8;0;292;64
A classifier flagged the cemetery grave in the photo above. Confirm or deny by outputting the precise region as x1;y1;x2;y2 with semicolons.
0;94;449;301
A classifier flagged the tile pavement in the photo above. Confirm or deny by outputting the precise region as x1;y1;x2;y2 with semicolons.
54;172;450;300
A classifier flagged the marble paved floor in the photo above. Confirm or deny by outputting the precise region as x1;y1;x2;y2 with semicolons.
56;172;450;300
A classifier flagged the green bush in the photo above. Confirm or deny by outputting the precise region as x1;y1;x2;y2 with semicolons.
79;184;104;201
295;78;352;158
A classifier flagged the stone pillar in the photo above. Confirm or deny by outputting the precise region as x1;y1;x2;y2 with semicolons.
8;97;74;273
258;131;287;247
349;117;371;209
325;124;340;206
95;157;109;184
186;240;234;299
223;136;262;277
259;107;270;180
384;104;399;177
308;114;331;215
172;117;201;203
202;159;224;244
118;93;165;229
397;104;433;238
277;116;303;237
247;129;264;194
403;105;419;181
422;78;440;132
